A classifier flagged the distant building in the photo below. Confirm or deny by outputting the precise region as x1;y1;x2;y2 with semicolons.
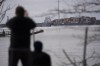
0;16;99;27
96;20;100;25
51;16;96;25
42;16;52;26
36;23;43;27
92;63;100;66
0;24;6;28
79;16;96;24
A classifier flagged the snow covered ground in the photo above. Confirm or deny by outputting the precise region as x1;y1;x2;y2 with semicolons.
0;26;100;66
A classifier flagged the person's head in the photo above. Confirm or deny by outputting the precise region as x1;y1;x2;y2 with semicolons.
15;6;25;16
34;41;43;52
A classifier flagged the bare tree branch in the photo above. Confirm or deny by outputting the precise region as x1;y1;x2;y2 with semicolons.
0;5;11;23
36;0;100;17
63;49;77;66
0;0;5;6
0;0;12;23
62;49;100;66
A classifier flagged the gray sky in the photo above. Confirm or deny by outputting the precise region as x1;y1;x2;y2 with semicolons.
3;0;100;23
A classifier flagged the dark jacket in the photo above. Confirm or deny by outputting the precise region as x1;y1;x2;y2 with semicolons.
6;16;36;49
32;51;51;66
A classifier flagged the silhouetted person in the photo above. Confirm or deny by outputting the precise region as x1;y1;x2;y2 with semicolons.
6;6;36;66
31;41;51;66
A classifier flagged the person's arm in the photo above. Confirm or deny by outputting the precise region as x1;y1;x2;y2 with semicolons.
28;18;36;29
49;56;51;66
47;55;51;66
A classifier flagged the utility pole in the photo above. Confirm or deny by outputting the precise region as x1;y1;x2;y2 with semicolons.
83;27;88;66
58;0;60;21
83;0;88;66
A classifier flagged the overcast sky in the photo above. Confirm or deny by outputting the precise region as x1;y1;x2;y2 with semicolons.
2;0;100;23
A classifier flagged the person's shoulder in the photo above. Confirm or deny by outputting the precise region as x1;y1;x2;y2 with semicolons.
24;17;36;26
25;17;35;22
9;17;16;20
24;17;33;20
42;52;50;57
7;17;16;23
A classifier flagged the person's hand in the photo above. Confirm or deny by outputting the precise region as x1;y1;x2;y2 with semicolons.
24;10;28;17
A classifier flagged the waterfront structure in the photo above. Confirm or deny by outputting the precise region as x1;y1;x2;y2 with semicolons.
51;16;96;26
0;16;99;27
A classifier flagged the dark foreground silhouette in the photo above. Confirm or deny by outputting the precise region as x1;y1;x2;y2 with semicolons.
31;41;51;66
6;6;36;66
